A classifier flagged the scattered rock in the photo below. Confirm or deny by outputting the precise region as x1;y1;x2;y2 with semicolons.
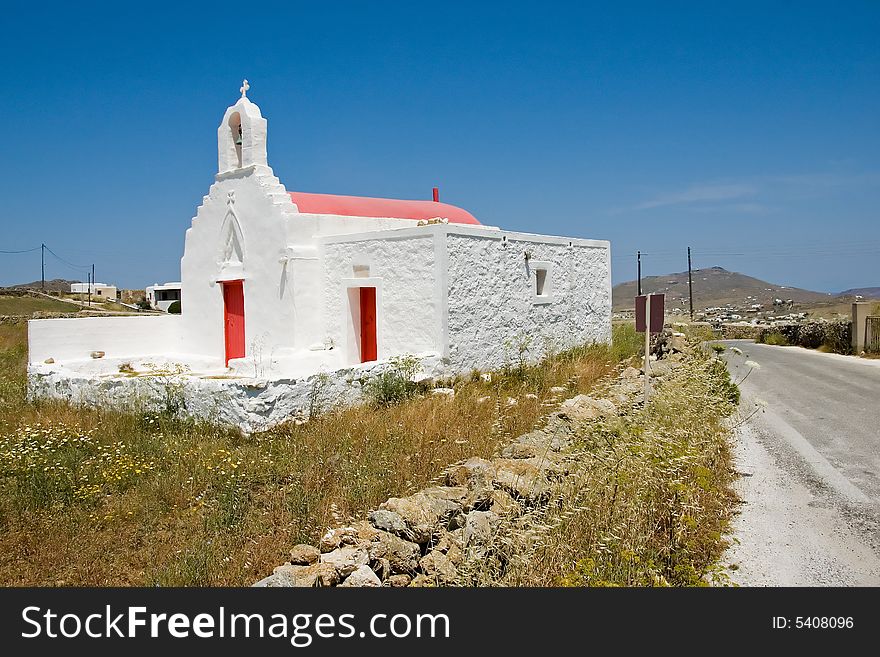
43;357;54;364
419;550;458;584
90;351;105;359
319;526;359;553
476;396;491;404
558;395;617;421
421;486;469;505
480;373;492;383
351;520;381;542
408;574;434;587
550;386;567;394
524;393;538;400
489;489;520;516
321;546;369;577
446;457;496;488
492;458;550;501
446;512;467;530
648;361;674;378
258;563;340;587
432;387;455;398
505;397;518;407
499;442;540;459
621;366;641;379
369;509;411;538
516;430;569;453
669;335;690;354
367;531;421;575
380;492;462;544
338;565;381;587
385;574;412;587
288;544;320;565
464;510;499;552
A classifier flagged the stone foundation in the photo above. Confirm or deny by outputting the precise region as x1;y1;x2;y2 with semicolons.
27;355;446;434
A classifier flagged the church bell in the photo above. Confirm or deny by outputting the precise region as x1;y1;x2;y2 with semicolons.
235;126;243;145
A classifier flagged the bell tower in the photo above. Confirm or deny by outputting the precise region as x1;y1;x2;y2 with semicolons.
217;80;269;174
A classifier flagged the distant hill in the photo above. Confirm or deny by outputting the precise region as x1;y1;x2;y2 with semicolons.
612;267;834;311
4;278;78;293
838;287;880;299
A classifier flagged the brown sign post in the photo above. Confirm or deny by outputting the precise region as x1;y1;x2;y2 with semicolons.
635;293;665;333
635;293;665;403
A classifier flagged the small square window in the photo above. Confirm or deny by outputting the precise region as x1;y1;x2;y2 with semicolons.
530;260;553;304
535;268;548;296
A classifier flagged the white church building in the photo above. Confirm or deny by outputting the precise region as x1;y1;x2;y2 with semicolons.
28;83;611;431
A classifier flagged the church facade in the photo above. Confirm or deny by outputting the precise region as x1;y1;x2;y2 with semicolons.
28;85;611;428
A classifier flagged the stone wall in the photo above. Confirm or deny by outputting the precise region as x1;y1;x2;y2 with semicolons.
757;321;852;354
253;342;694;587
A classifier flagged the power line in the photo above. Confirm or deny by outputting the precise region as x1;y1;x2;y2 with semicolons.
0;246;41;254
43;245;90;272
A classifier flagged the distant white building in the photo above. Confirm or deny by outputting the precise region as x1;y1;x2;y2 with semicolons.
146;282;182;312
70;282;117;299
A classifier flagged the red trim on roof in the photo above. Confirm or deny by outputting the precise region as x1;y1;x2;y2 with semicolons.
289;191;480;225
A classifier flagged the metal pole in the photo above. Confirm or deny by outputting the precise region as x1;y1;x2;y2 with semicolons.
88;271;91;306
41;243;45;291
688;246;694;321
637;251;642;297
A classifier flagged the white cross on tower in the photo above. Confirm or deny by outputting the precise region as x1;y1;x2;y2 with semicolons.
240;79;250;98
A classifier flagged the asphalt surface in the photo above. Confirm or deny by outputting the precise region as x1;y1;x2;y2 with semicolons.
721;341;880;586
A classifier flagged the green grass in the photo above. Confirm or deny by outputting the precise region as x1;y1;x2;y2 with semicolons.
0;295;79;316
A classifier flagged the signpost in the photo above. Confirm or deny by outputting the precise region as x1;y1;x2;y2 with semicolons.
635;293;665;403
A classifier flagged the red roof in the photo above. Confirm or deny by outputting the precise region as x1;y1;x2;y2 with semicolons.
289;191;480;225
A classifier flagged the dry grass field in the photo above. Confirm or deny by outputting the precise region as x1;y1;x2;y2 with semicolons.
0;322;649;585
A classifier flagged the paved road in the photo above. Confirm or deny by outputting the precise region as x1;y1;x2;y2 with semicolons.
721;341;880;586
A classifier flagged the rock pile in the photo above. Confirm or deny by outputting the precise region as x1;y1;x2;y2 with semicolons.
254;340;694;588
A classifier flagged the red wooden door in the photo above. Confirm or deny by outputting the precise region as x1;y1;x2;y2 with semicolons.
223;280;245;366
359;287;377;363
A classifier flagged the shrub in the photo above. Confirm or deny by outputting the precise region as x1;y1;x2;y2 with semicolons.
167;301;181;314
821;322;852;355
364;355;421;407
760;331;789;346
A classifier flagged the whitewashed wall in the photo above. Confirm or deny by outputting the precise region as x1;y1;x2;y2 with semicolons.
28;316;184;363
318;224;611;373
321;231;440;366
444;230;611;371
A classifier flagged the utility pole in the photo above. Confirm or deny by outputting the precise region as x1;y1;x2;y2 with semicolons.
687;247;694;321
87;271;91;307
40;243;45;291
637;251;642;297
92;264;95;305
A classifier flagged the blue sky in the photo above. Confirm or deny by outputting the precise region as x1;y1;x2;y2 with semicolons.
1;1;878;292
